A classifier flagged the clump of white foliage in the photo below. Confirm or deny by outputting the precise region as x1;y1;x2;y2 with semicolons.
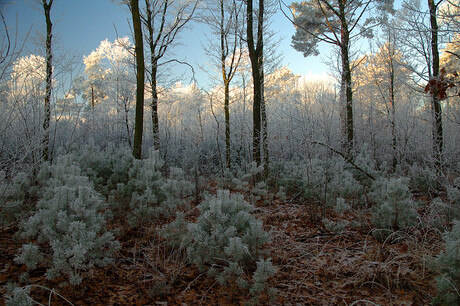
408;162;438;191
75;141;134;198
222;162;273;204
0;171;33;226
304;158;363;205
446;178;460;220
432;220;460;305
270;159;306;195
4;284;32;306
162;190;275;295
424;178;460;229
369;177;418;237
15;156;120;285
114;149;194;226
322;198;351;233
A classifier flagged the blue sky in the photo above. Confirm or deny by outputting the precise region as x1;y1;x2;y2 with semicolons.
2;0;331;88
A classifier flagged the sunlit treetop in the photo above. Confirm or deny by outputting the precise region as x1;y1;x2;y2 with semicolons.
290;0;395;57
11;54;46;85
440;33;460;76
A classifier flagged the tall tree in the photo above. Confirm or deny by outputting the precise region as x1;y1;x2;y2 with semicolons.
73;38;136;146
130;0;145;159
398;0;447;170
142;0;197;151
286;0;393;160
353;33;410;170
246;0;266;177
428;0;444;170
202;0;243;170
41;0;53;162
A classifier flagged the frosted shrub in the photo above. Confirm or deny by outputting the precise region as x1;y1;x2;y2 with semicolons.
304;158;362;205
275;186;287;201
163;190;274;291
446;183;460;221
75;141;133;197
250;258;277;302
433;220;460;305
334;197;351;214
427;198;450;230
227;162;262;193
15;156;120;285
0;171;33;226
370;177;418;236
352;149;379;185
4;284;33;306
322;198;351;233
408;162;437;191
272;160;306;195
224;162;272;203
322;218;349;233
115;149;193;226
427;184;460;229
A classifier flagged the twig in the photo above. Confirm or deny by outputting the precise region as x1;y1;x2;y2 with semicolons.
25;285;75;305
311;141;376;181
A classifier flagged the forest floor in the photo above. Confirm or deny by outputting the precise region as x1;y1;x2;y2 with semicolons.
0;188;442;305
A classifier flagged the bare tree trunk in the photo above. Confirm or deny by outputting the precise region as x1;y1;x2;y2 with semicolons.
339;0;353;161
151;62;160;150
123;97;133;149
131;0;145;159
224;81;231;169
261;59;269;179
428;0;443;171
143;0;196;154
246;0;264;173
389;61;397;170
42;0;53;162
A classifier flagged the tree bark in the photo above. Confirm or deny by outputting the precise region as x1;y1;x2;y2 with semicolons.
131;0;145;159
428;0;443;171
151;61;160;150
42;0;53;162
145;0;160;151
389;54;397;170
246;0;264;172
221;0;231;169
224;81;231;169
339;0;353;161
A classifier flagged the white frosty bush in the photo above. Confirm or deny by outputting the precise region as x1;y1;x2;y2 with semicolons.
75;141;134;197
369;177;418;236
225;162;273;203
302;158;363;205
162;190;274;292
271;160;306;195
4;284;33;306
15;156;120;285
322;218;349;233
333;197;351;214
321;198;351;233
446;183;460;221
114;149;194;226
0;171;33;226
408;162;437;191
433;220;460;305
